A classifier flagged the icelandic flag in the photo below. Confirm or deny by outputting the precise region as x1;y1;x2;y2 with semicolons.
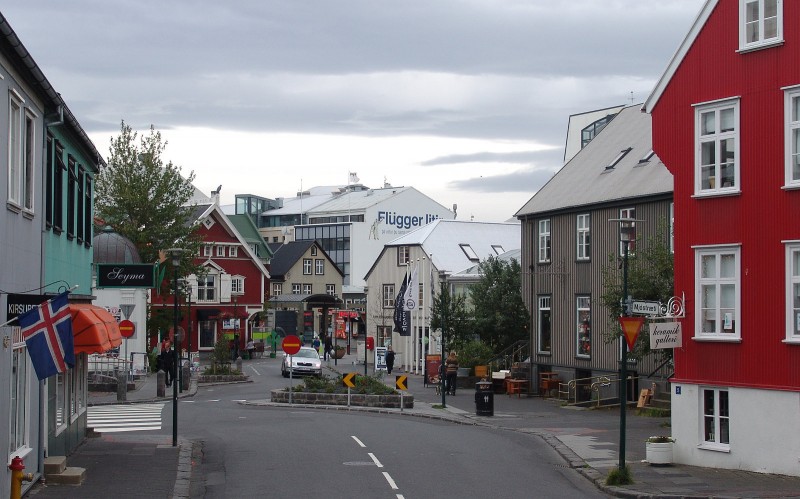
18;292;75;380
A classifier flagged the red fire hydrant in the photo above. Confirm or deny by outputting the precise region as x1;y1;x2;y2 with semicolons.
8;456;33;499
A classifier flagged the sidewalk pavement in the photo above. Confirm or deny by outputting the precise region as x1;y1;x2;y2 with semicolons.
29;352;800;498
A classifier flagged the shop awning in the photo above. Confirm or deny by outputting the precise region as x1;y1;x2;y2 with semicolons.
69;304;123;354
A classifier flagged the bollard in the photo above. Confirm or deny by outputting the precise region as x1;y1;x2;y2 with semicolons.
116;371;127;402
9;456;33;499
235;357;243;374
181;364;190;391
157;370;166;398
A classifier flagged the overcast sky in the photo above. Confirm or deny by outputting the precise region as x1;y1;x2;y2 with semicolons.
2;1;703;222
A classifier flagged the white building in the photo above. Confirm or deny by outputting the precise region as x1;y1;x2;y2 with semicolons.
363;219;520;371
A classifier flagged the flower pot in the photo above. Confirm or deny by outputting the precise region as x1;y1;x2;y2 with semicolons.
645;441;673;465
332;349;346;359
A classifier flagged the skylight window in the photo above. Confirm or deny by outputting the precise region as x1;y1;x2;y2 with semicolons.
638;150;655;164
460;244;479;262
491;245;505;255
605;147;632;170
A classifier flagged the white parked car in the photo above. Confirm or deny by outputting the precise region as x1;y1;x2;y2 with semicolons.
281;347;322;378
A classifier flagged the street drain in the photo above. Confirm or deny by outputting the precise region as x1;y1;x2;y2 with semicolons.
343;461;376;466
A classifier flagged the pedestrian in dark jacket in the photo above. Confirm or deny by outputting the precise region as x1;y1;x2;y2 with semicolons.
160;338;174;387
445;351;459;395
385;346;396;374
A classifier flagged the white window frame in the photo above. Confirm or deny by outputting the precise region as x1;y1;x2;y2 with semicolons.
694;98;740;196
9;328;31;460
538;219;551;263
216;245;225;257
739;0;783;51
701;388;730;451
203;245;212;257
197;273;218;303
272;283;282;296
302;283;312;294
231;275;244;295
576;214;590;261
383;284;395;308
303;258;312;275
229;246;238;257
397;246;410;266
315;259;324;275
326;284;335;296
22;109;35;212
785;87;800;187
8;92;23;206
291;283;301;294
785;242;800;342
537;295;551;354
576;295;591;358
54;371;67;435
694;245;741;341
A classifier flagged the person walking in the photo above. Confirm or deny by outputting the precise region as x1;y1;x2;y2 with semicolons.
160;338;174;387
385;346;396;374
245;338;255;359
445;351;459;395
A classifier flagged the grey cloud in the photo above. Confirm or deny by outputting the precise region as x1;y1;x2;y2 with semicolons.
422;150;556;166
448;168;558;194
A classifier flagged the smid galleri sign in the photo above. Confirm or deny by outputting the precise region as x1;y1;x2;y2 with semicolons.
97;264;155;288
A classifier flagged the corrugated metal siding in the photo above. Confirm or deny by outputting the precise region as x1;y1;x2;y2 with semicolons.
650;0;800;390
524;200;672;381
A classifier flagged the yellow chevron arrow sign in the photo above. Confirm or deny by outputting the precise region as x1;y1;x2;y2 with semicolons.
343;372;357;388
395;375;408;391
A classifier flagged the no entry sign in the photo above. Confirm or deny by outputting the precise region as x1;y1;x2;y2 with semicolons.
119;319;135;338
282;335;301;355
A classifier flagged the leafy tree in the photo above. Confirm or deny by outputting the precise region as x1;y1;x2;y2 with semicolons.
430;285;473;352
94;121;202;268
469;256;529;351
600;222;674;361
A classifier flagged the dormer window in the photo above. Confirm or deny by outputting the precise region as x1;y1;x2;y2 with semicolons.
740;0;782;51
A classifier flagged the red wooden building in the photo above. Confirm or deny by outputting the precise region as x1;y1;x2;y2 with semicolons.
645;0;800;475
151;201;270;359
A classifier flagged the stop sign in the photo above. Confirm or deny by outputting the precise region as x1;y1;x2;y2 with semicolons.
118;319;135;338
282;335;302;355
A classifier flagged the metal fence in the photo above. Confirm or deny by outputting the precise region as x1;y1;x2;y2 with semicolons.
88;352;150;385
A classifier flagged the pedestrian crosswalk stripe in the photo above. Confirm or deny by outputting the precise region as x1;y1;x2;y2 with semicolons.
88;403;165;433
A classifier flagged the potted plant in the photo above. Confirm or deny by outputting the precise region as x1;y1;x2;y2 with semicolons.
645;435;674;465
332;345;346;359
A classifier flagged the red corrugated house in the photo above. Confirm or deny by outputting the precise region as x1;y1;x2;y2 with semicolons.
644;0;800;475
151;200;270;359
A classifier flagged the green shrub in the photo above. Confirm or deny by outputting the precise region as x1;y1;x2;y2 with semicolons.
292;374;397;395
605;465;633;486
458;340;494;369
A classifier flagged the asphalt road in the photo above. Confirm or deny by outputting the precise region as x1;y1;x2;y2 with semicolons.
176;357;608;498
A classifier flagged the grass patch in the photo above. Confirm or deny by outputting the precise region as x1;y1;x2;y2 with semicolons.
605;465;633;486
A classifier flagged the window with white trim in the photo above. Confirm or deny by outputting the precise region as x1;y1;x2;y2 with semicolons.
695;246;740;339
197;273;217;302
538;219;551;263
383;284;395;308
537;295;551;354
326;284;335;295
203;245;212;257
576;214;590;261
786;243;800;341
303;258;312;275
292;283;301;294
22;110;35;211
8;92;22;206
397;246;410;266
315;259;324;275
10;328;30;457
229;246;238;257
695;99;739;194
272;283;282;296
311;245;318;256
702;388;730;448
216;245;225;257
786;88;800;186
302;284;312;294
231;276;244;295
576;296;591;358
739;0;782;51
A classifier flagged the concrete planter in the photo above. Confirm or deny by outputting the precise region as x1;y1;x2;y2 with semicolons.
270;389;413;409
645;441;673;465
198;374;248;383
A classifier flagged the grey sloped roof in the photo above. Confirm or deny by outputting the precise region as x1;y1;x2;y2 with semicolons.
516;105;673;217
382;219;520;275
269;241;315;278
452;248;521;279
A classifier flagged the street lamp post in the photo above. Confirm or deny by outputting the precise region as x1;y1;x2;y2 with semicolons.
617;219;636;472
166;248;184;447
439;270;448;408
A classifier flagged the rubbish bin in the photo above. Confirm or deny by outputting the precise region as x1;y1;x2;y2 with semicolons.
475;380;494;416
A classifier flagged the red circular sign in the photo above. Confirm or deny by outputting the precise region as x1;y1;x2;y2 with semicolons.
282;335;302;355
119;319;135;338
